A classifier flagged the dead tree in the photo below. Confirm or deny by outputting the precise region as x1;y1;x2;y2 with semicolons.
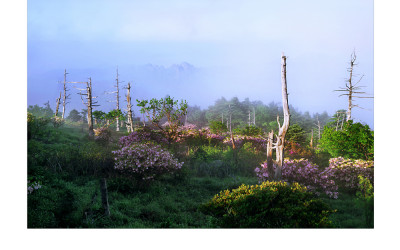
314;116;321;141
106;68;122;131
61;69;71;119
253;106;256;126
55;92;61;117
274;53;290;180
310;129;314;148
335;51;373;122
125;82;134;133
74;78;99;137
266;130;274;178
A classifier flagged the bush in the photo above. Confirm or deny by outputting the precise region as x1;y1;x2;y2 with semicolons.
327;157;374;193
356;175;374;227
113;142;184;181
94;127;112;145
201;181;335;228
319;121;374;160
255;159;339;198
209;121;228;134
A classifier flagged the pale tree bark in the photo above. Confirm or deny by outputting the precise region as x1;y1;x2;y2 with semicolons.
61;69;71;119
335;51;373;122
266;130;274;179
126;82;134;133
274;53;290;180
253;107;256;126
55;92;61;117
76;78;97;137
87;78;94;137
115;68;121;131
310;129;313;148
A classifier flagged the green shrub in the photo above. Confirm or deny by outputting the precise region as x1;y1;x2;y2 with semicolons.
201;181;335;228
356;175;374;227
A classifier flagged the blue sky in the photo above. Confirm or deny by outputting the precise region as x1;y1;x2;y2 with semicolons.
28;0;374;127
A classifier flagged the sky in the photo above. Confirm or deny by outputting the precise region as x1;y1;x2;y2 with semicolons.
27;0;374;128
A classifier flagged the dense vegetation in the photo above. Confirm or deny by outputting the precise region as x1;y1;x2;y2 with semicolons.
27;98;373;228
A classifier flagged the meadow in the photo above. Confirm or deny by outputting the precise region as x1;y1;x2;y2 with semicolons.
27;116;373;228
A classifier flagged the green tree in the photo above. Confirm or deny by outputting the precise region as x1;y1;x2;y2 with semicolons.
137;96;188;142
286;123;307;145
28;101;54;118
319;120;373;160
209;121;228;134
66;109;82;122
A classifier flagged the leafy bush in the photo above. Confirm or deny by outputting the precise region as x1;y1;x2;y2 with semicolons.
28;112;51;139
113;142;184;181
51;116;65;128
94;127;112;145
201;181;335;228
255;159;339;198
233;125;263;137
209;121;228;134
285;141;313;159
319;121;374;160
356;175;374;227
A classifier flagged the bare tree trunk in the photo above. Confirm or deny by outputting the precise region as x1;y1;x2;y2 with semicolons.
248;110;251;126
266;130;274;179
87;78;94;137
61;69;70;119
310;129;314;148
55;92;61;117
253;106;256;126
274;53;290;180
126;82;134;133
346;54;355;122
115;68;120;131
100;178;110;217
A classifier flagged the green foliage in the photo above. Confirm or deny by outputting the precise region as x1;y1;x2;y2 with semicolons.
28;101;54;118
319;120;374;160
286;123;307;145
201;181;335;228
233;125;263;136
67;109;82;122
356;175;374;227
28;112;51;140
137;96;187;141
209;121;228;134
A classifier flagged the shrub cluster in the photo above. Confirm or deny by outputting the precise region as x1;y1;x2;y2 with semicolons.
255;157;374;198
201;181;335;228
113;142;184;181
94;127;112;145
255;159;339;198
327;157;374;193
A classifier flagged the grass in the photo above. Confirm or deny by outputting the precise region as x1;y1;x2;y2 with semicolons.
27;121;372;228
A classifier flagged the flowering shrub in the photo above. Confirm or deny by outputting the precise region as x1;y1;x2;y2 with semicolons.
28;180;42;194
327;157;374;192
118;128;168;148
112;142;184;181
255;159;339;198
255;157;374;198
201;181;335;228
176;127;227;147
